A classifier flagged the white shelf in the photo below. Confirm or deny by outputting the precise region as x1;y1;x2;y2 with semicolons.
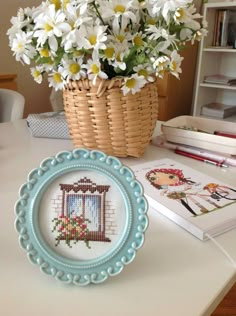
200;83;236;90
205;1;236;9
204;48;236;52
192;1;236;118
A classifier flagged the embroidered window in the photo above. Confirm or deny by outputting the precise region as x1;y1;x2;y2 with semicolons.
60;177;111;242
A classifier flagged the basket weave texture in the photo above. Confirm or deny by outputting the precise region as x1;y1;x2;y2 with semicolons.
63;78;158;157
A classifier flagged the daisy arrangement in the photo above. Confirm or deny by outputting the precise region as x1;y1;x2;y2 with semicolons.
7;0;207;95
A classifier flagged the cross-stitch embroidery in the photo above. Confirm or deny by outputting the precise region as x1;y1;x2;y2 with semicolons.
51;177;115;248
52;214;91;248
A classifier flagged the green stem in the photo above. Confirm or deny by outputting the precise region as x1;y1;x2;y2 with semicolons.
92;1;112;34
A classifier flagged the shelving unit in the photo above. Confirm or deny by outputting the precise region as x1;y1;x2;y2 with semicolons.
192;1;236;122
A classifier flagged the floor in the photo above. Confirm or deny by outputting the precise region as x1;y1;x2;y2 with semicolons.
211;283;236;315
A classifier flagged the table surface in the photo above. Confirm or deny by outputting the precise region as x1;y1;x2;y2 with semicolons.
1;120;236;316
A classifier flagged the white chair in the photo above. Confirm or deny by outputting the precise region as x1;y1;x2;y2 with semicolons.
0;88;25;122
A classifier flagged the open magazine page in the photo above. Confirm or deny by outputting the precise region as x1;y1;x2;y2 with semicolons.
133;158;236;240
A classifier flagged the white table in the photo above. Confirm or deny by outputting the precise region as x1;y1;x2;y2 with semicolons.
1;120;236;316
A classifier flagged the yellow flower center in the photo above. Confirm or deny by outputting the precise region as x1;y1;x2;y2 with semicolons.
74;50;83;57
53;72;62;83
134;35;143;47
89;35;97;46
34;70;41;78
40;48;50;57
116;53;122;62
147;18;156;25
104;47;114;59
114;5;126;13
50;0;61;10
45;23;53;33
138;69;148;78
17;43;23;50
175;8;184;20
63;0;70;10
91;64;99;74
69;63;81;74
171;61;177;71
116;34;125;43
126;78;136;89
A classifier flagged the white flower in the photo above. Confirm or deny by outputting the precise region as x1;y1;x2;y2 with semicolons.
147;0;192;21
60;57;86;81
133;64;154;82
7;7;33;45
48;71;65;90
77;24;107;51
30;66;43;84
70;0;94;15
33;4;71;51
152;56;170;78
11;30;36;65
132;31;146;47
169;51;183;78
86;58;108;85
121;74;146;95
99;0;139;31
110;45;128;71
7;0;207;94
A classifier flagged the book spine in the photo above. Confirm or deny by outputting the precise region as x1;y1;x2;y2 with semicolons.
212;10;219;46
220;10;230;46
215;10;224;46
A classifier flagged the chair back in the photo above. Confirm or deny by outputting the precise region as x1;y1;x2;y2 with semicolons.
0;88;25;122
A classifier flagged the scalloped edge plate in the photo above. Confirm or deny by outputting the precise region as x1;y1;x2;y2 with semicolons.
14;148;148;286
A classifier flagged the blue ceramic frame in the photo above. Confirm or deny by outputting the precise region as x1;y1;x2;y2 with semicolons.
15;149;148;285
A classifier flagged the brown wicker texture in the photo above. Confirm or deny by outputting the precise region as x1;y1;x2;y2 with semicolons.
63;78;158;157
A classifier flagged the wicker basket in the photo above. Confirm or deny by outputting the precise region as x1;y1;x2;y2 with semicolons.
63;78;158;157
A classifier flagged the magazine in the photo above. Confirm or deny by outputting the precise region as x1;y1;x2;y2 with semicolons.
133;158;236;240
201;102;236;118
203;74;236;85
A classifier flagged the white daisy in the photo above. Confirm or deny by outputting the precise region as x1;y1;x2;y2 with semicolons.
147;0;192;21
70;0;94;15
110;46;127;71
169;51;183;78
86;58;108;85
99;0;139;31
48;71;65;90
133;64;155;82
132;31;146;48
60;57;86;81
33;4;71;51
11;30;36;65
7;7;33;45
121;74;146;95
76;24;107;51
152;55;170;78
30;66;43;84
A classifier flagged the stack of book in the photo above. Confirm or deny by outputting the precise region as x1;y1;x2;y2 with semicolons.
203;74;236;86
201;102;236;118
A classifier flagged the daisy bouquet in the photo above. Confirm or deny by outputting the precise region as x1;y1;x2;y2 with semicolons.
7;0;207;95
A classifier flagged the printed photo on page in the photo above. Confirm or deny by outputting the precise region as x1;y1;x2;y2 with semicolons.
133;158;236;239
